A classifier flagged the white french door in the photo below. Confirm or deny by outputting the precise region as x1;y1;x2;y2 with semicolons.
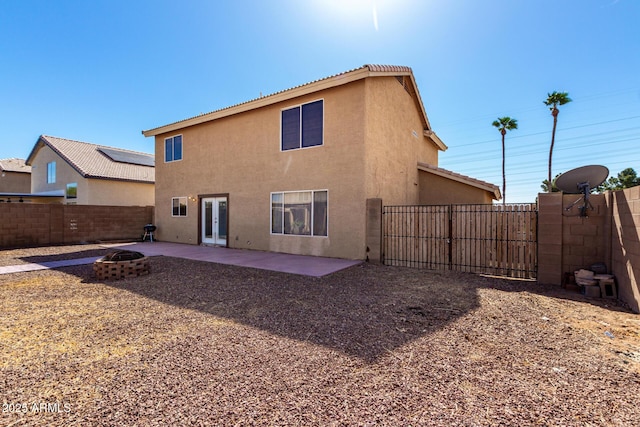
202;197;227;246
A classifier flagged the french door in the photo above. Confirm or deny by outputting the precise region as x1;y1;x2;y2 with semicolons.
202;197;227;246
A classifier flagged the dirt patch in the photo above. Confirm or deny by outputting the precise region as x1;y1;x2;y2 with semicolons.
1;247;639;426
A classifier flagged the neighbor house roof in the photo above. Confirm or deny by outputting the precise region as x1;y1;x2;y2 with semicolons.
25;135;155;183
142;64;447;151
417;162;502;201
0;158;31;174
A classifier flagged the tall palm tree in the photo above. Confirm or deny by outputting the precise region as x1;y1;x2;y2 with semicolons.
544;91;572;190
492;117;518;204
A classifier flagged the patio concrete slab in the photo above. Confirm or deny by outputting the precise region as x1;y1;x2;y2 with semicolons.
104;242;361;277
0;256;102;275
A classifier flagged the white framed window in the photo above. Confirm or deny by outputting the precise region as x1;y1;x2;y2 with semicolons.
47;161;56;183
66;183;77;199
281;99;323;151
172;197;187;217
165;135;183;162
271;190;328;236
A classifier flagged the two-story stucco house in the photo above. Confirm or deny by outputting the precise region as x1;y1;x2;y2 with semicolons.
25;135;155;206
142;64;499;260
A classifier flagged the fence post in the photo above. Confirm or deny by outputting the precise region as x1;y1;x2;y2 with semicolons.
537;193;563;285
365;198;383;263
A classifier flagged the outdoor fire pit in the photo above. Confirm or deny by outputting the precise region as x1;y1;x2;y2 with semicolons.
93;250;150;280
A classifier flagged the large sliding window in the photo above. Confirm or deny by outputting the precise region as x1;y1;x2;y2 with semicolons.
281;100;323;151
271;190;328;236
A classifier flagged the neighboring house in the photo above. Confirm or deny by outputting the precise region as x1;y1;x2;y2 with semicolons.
0;158;50;203
142;64;500;259
25;135;155;206
0;158;31;196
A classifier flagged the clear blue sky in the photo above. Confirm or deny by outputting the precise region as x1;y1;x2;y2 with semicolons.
1;0;638;202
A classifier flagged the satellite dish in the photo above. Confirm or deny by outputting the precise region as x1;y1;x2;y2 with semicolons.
555;165;609;217
555;165;609;194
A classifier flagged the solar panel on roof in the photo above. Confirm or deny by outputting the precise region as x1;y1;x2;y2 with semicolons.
98;147;154;167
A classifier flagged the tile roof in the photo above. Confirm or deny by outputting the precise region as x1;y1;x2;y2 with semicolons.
365;64;413;73
27;135;154;183
142;64;446;152
417;162;502;200
0;158;31;174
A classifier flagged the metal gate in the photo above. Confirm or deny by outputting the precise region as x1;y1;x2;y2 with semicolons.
383;204;537;279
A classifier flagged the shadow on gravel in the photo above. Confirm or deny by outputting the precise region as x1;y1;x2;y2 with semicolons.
19;248;111;265
95;256;485;362
482;275;635;314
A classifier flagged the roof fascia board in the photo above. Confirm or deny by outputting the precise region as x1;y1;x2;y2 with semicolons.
38;136;88;178
143;68;373;137
24;138;45;166
407;73;430;130
0;191;64;198
84;175;154;184
389;72;446;152
424;130;447;151
0;169;30;175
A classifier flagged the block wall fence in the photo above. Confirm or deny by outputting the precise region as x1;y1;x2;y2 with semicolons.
538;188;640;313
0;204;154;248
3;194;639;313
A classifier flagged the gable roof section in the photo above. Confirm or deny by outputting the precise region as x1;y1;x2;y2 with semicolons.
417;162;502;201
142;64;447;151
0;158;31;174
25;135;155;183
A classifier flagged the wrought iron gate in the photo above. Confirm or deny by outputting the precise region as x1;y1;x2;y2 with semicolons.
383;204;537;279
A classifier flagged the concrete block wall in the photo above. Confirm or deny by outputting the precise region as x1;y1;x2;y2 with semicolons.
538;189;640;313
610;186;640;313
0;204;53;247
0;204;153;248
561;193;608;275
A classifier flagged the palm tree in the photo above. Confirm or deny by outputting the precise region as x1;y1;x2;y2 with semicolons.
492;117;518;204
540;174;561;193
544;91;572;190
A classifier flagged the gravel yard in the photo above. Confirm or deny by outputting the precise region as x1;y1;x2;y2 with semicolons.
1;244;639;426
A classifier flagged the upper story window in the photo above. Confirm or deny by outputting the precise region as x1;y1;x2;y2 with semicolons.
281;100;323;151
165;135;183;162
47;161;56;184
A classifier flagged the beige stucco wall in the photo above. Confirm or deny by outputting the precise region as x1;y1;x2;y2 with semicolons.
30;145;154;206
418;172;494;205
363;77;439;206
86;179;154;206
30;145;86;200
154;81;368;259
0;171;31;193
